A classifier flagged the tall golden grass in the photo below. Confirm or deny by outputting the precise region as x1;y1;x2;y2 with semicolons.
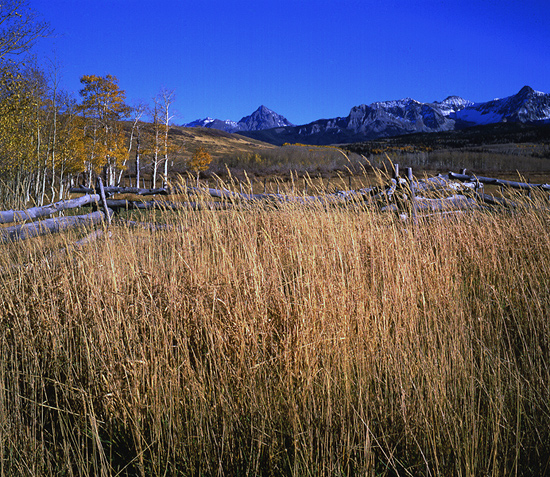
0;187;549;475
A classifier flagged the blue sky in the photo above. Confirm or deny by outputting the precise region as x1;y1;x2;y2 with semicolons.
32;0;550;126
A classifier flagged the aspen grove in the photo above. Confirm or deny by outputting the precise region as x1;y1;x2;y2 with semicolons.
0;64;179;209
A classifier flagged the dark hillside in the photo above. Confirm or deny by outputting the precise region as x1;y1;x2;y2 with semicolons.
343;121;550;155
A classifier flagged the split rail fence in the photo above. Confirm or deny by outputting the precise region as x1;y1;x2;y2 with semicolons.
1;167;549;245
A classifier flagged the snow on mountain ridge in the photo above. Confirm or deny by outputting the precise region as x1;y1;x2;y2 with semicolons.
184;105;293;132
452;86;550;124
186;87;550;145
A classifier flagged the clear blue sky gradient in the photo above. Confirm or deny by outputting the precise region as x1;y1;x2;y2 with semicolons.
32;0;550;126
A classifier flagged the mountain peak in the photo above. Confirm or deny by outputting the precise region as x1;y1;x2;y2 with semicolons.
188;87;550;145
518;85;535;96
238;106;294;130
451;86;550;125
183;106;293;133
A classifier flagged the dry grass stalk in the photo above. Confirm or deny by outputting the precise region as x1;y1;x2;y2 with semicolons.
0;186;549;475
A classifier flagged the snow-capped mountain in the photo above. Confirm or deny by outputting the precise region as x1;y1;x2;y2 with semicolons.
188;87;550;146
184;105;293;133
345;97;462;137
452;86;550;125
247;87;550;145
242;95;476;145
433;96;475;117
183;117;241;133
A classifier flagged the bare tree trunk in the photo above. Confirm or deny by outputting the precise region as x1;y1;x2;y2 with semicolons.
135;136;141;188
163;153;168;188
158;88;175;188
58;163;65;199
152;150;159;189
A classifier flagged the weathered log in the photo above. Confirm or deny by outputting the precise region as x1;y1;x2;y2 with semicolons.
188;186;283;202
1;229;110;277
0;211;106;244
385;179;398;200
187;186;349;206
0;194;100;225
120;221;180;231
448;172;550;191
105;199;233;211
413;195;481;211
69;186;169;196
96;178;112;226
477;193;516;208
71;229;108;248
414;175;478;193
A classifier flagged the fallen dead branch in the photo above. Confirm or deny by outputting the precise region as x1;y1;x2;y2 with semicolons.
448;172;550;191
0;210;106;244
105;199;233;212
69;186;169;197
186;186;358;206
119;220;183;232
413;195;482;211
0;194;100;224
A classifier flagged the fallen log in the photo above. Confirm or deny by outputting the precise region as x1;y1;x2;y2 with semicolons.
186;186;349;206
96;178;112;226
105;199;233;212
415;175;478;193
69;186;169;197
0;194;100;225
448;172;550;191
0;229;114;277
477;193;516;208
413;195;481;211
120;221;181;231
0;210;106;244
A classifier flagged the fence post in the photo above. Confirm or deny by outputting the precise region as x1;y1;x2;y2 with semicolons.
96;177;112;226
393;163;400;180
406;167;417;223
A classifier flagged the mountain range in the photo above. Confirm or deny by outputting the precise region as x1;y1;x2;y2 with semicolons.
184;86;550;146
183;105;294;133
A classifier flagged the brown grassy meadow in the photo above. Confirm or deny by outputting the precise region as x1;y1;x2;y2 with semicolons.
0;181;549;475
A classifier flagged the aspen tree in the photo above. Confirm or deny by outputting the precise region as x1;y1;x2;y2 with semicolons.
0;0;51;59
157;88;175;187
78;74;129;186
0;63;39;205
189;146;212;186
120;101;146;187
149;98;162;188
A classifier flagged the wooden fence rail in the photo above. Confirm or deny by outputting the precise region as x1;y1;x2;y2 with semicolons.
0;211;107;244
448;172;550;191
0;194;100;225
1;167;548;244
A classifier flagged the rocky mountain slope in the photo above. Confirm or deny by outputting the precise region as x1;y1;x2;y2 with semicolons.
237;86;550;145
184;105;294;133
452;86;550;126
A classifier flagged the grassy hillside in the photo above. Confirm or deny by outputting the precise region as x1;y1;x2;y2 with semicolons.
120;123;276;181
165;125;275;163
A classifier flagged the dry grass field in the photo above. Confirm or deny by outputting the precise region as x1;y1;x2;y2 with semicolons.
1;180;549;475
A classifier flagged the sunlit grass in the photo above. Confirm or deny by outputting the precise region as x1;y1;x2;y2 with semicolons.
0;185;549;475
